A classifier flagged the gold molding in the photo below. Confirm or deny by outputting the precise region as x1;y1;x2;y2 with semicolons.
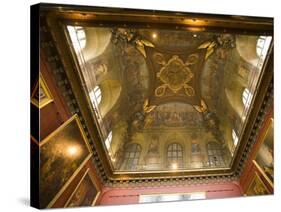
31;73;54;109
41;3;273;35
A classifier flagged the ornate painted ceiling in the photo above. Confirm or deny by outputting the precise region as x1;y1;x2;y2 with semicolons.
64;25;272;174
38;4;273;186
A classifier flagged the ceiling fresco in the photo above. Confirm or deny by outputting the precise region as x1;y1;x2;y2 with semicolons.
66;25;272;173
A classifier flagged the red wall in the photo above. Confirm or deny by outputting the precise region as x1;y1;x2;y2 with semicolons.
39;51;103;208
239;106;273;194
39;52;71;140
99;182;242;205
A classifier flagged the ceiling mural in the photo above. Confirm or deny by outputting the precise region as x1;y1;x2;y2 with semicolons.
66;25;272;173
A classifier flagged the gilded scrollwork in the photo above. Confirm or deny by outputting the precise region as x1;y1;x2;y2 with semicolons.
154;54;197;97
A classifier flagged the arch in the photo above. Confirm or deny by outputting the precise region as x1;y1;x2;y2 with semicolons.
236;35;260;66
256;36;272;61
122;143;141;170
166;143;184;169
98;80;122;117
225;87;244;118
82;27;112;62
206;141;226;167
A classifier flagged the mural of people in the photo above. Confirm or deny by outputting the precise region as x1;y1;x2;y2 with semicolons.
145;136;160;169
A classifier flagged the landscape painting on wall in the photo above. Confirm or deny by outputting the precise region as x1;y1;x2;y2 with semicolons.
39;115;92;208
65;168;100;208
246;172;270;196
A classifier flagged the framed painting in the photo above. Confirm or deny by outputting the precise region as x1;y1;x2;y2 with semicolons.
64;168;101;208
245;172;270;196
31;73;53;108
39;114;92;208
253;118;274;185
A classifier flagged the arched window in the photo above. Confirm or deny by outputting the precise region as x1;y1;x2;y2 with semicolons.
123;143;141;170
67;26;86;53
104;131;112;150
89;86;102;107
256;36;272;60
242;88;253;108
207;142;226;167
232;129;238;147
167;143;183;169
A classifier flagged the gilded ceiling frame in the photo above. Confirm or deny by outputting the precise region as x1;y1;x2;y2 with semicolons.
39;3;273;184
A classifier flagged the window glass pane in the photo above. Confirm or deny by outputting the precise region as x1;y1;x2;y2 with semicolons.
123;143;141;170
167;143;183;168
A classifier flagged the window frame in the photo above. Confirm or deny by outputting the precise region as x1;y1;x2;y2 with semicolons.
167;143;184;169
123;143;141;170
207;142;226;167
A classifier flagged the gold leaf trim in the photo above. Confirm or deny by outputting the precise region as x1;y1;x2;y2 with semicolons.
154;85;167;97
141;39;155;48
143;99;157;113
135;39;155;58
198;41;212;49
183;84;195;96
193;99;208;113
205;47;215;59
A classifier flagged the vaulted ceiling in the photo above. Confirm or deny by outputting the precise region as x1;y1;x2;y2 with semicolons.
40;4;273;184
66;25;271;173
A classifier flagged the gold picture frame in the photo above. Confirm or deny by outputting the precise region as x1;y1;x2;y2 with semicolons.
39;114;92;208
245;172;270;196
64;168;101;208
31;73;53;108
252;160;273;190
